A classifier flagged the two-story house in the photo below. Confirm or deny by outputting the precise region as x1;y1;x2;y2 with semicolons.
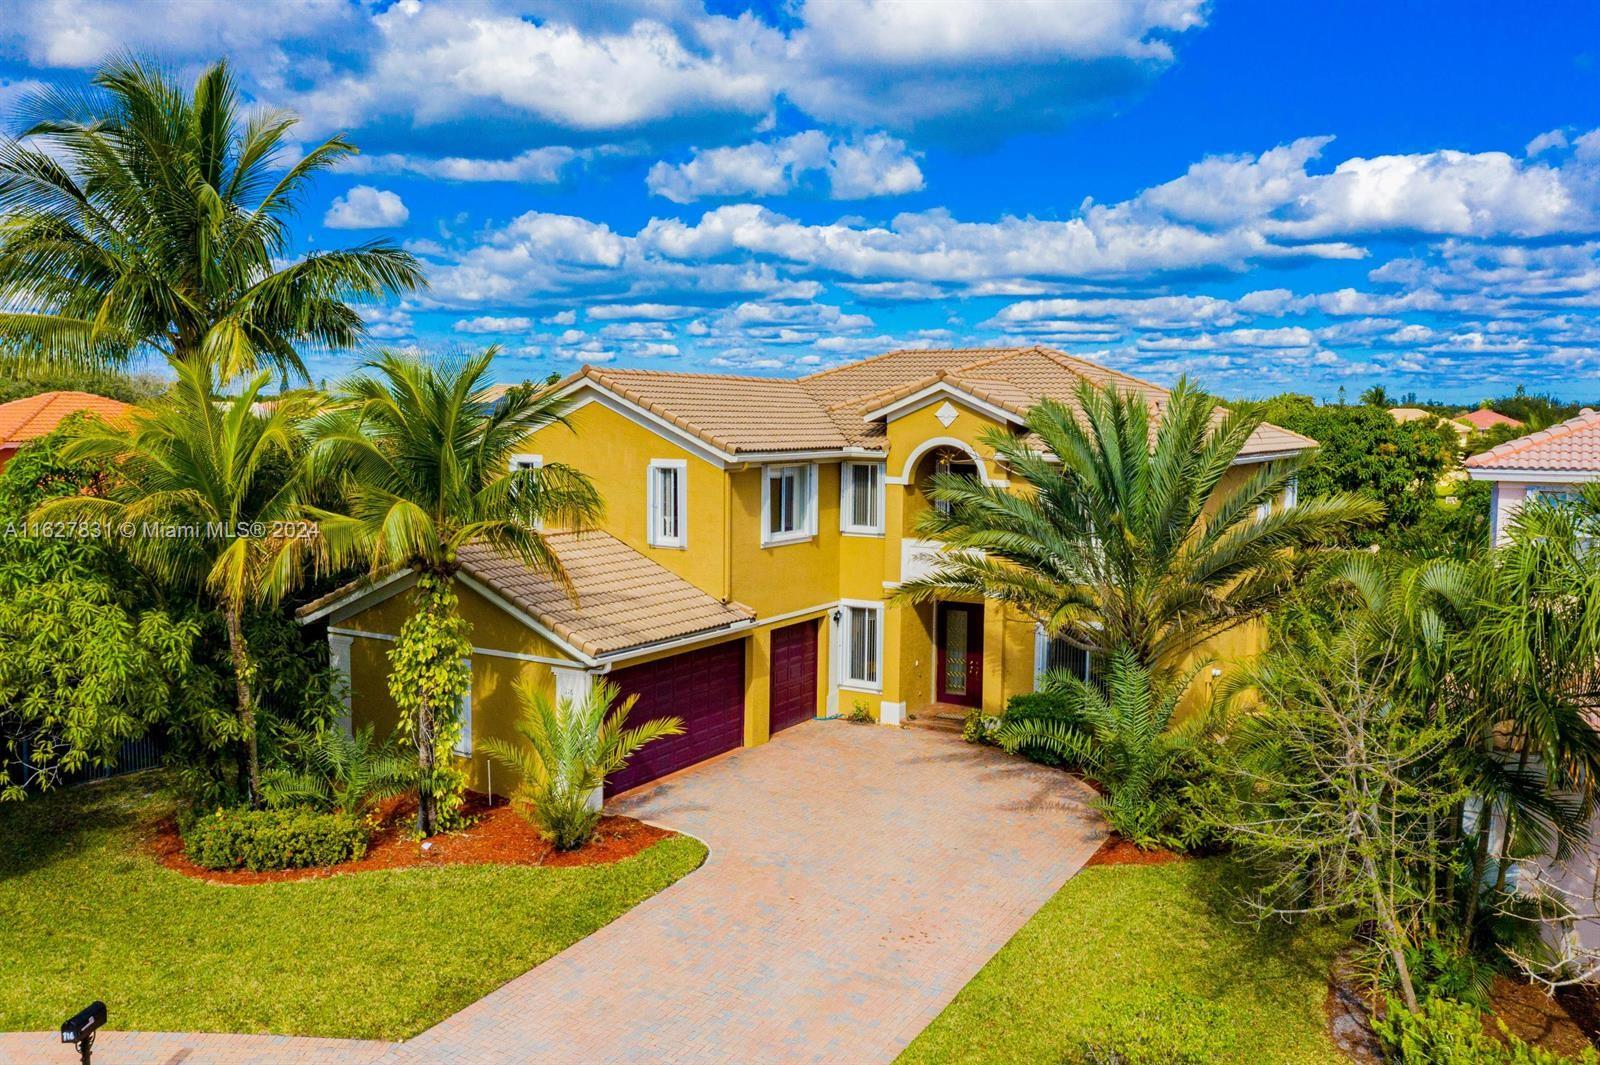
301;347;1315;797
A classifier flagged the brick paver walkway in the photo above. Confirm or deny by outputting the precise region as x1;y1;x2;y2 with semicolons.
3;722;1102;1065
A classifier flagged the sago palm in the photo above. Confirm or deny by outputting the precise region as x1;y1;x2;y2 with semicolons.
895;379;1381;680
0;56;423;379
305;347;602;835
263;723;413;823
999;647;1211;848
34;360;315;804
484;680;684;851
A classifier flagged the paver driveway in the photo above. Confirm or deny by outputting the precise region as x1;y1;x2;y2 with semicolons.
1;721;1102;1065
389;719;1103;1065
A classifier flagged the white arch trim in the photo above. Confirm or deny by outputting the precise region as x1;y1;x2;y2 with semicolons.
888;436;1000;486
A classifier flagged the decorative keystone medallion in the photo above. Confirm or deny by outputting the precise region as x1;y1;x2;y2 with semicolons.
935;401;959;428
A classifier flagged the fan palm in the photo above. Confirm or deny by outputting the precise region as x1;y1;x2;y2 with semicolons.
33;359;316;804
894;379;1382;680
0;56;423;379
304;347;602;835
999;648;1212;848
484;680;684;850
263;723;413;823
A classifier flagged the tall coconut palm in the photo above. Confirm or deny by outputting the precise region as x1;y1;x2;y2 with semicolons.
33;360;315;803
0;56;423;379
305;347;602;835
895;379;1382;679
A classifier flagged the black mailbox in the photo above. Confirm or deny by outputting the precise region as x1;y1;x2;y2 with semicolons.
61;1001;105;1062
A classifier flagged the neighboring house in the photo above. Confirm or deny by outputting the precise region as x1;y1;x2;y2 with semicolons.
1391;406;1471;443
1464;408;1600;545
1456;407;1524;433
0;390;132;469
301;347;1316;798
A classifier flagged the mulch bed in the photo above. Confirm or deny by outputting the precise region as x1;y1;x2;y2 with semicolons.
1558;982;1600;1045
147;791;674;885
1085;833;1188;866
1489;975;1594;1057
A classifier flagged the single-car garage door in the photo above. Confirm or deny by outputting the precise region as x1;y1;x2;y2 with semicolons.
769;619;819;734
607;638;746;796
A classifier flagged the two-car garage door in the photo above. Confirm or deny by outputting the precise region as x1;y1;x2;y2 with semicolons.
604;619;821;796
606;639;746;796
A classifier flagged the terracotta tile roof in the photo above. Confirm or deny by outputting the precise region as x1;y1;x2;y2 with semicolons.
555;346;1313;459
1456;408;1523;431
457;532;753;659
569;367;850;454
0;391;131;445
299;531;754;659
1465;409;1600;472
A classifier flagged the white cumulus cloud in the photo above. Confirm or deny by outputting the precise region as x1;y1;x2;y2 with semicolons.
648;131;922;202
323;185;409;229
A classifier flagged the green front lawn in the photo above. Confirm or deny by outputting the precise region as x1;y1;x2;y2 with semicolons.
900;859;1344;1064
0;773;706;1041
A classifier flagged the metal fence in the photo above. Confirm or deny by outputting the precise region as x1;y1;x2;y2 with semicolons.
4;732;165;792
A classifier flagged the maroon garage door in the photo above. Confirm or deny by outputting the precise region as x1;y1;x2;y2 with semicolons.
769;619;819;734
606;639;746;796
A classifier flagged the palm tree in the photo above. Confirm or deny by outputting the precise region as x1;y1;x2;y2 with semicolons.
999;648;1212;848
895;379;1382;681
484;680;684;850
262;723;413;823
33;360;315;803
305;347;602;835
0;56;423;380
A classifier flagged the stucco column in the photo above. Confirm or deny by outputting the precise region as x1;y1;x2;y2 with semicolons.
326;632;354;736
554;666;604;812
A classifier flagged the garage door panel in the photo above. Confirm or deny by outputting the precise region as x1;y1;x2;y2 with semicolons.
769;619;819;735
607;639;745;795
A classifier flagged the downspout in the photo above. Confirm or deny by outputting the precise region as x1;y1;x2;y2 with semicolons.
722;468;734;603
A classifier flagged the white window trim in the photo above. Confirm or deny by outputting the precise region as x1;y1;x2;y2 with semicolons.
1033;624;1093;691
838;599;884;693
1284;474;1299;510
761;462;819;546
454;657;473;757
509;453;545;531
647;458;688;549
840;461;886;536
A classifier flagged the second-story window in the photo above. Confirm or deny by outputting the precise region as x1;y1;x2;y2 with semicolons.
841;462;884;534
509;454;543;529
648;459;687;548
763;462;816;545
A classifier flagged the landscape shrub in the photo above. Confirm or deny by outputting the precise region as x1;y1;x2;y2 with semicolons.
960;709;1000;745
1063;989;1238;1063
183;806;369;871
1373;996;1598;1064
1000;690;1080;766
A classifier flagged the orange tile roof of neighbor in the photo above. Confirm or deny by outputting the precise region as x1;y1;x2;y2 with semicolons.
0;390;132;446
554;346;1315;458
1455;408;1524;431
1465;409;1600;472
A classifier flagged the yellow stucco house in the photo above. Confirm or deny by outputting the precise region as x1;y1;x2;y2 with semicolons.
300;346;1315;798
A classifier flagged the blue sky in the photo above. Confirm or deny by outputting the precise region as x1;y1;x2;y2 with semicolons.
3;0;1600;403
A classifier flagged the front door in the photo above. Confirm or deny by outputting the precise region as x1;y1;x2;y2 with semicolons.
936;602;985;707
